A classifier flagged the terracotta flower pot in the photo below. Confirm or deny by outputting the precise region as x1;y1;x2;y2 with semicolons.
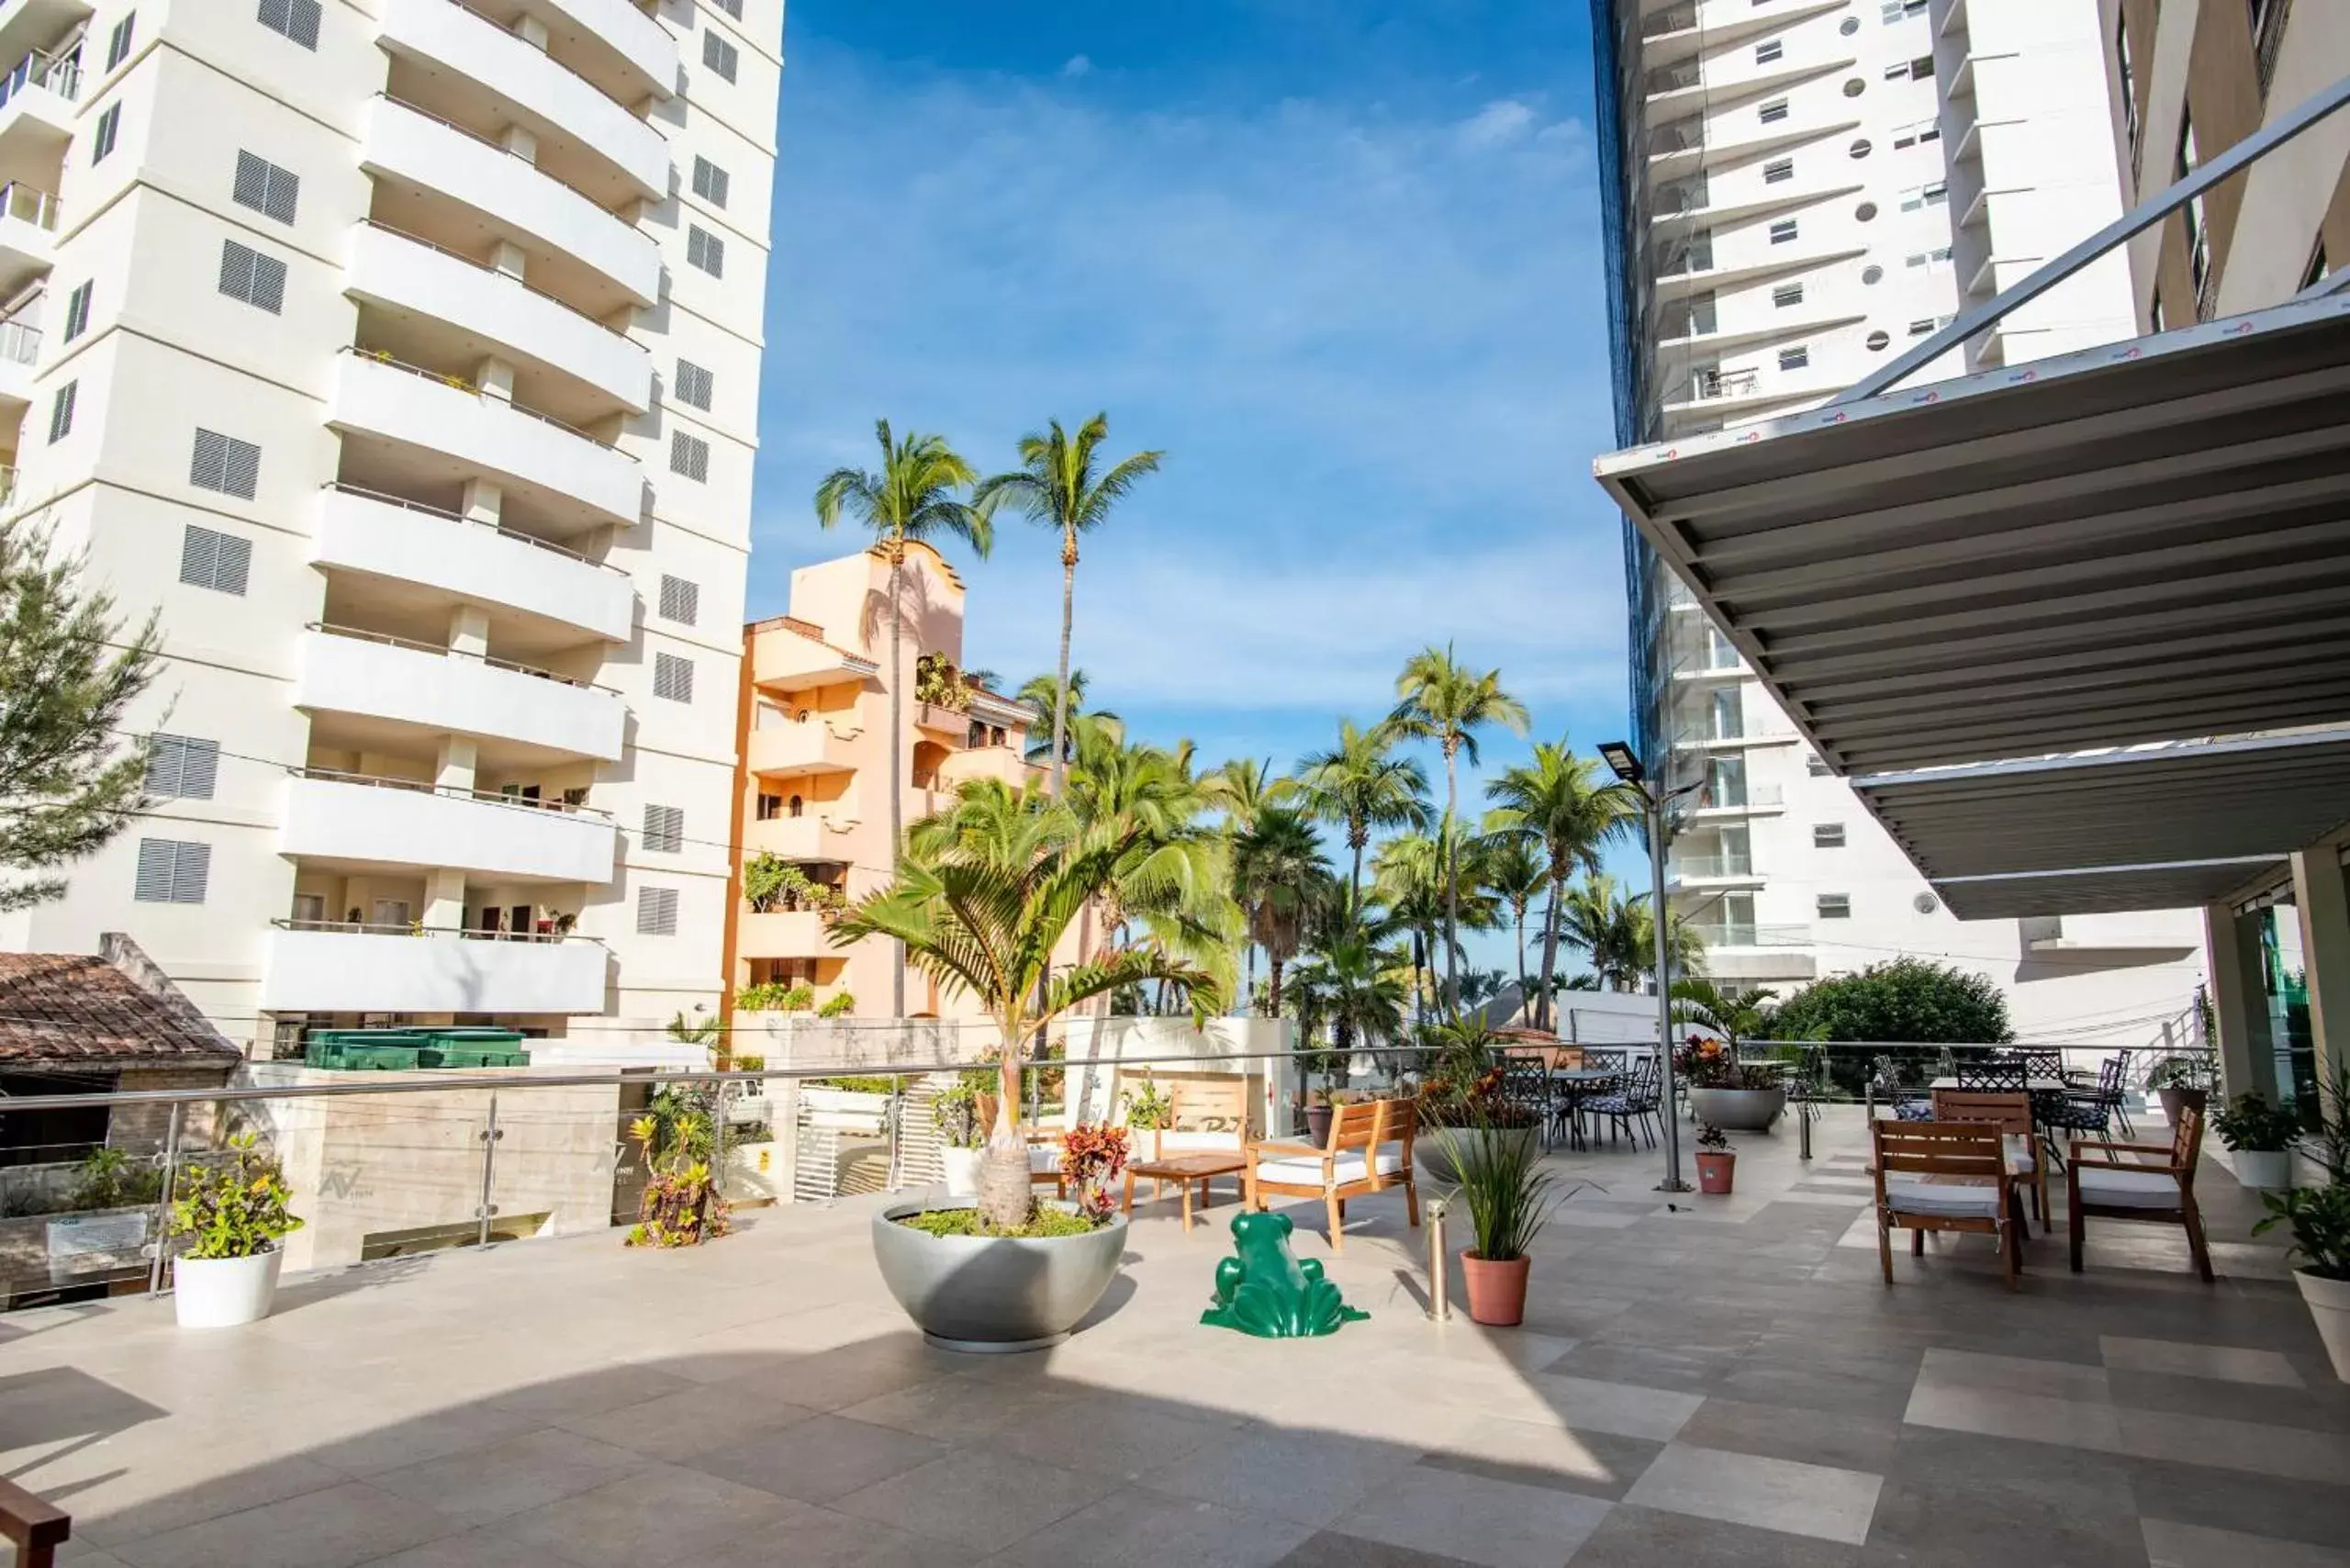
1460;1251;1530;1327
1304;1103;1335;1146
1695;1149;1736;1195
2157;1086;2208;1126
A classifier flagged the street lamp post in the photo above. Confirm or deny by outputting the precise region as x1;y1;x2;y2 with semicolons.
1599;740;1692;1193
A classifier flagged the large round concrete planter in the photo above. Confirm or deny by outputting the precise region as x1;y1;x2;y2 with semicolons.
2293;1269;2350;1383
173;1248;284;1329
1687;1086;1785;1133
872;1202;1127;1353
2233;1148;2293;1191
1418;1124;1538;1188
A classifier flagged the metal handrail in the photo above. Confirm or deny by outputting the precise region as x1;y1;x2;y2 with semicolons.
0;317;36;364
305;619;621;693
274;917;594;944
436;0;653;117
0;47;78;112
1839;73;2350;403
0;179;59;230
338;346;631;454
375;93;634;221
356;218;635;339
287;764;615;820
320;482;626;573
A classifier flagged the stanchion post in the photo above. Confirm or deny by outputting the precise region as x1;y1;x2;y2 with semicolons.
1425;1196;1451;1322
146;1101;183;1297
476;1092;502;1249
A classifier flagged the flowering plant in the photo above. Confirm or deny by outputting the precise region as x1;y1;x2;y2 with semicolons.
169;1132;303;1260
1675;1035;1771;1091
1058;1123;1131;1222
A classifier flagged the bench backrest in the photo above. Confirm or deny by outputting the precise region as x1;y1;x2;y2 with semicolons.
1872;1118;2005;1183
1930;1089;2031;1137
1134;1073;1252;1156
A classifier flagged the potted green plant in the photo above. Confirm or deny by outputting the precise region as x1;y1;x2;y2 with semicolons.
2150;1052;2215;1124
1122;1078;1176;1159
1695;1123;1735;1194
933;1081;986;1198
1429;1109;1560;1327
169;1132;305;1328
2213;1092;2300;1190
624;1088;731;1249
2255;1182;2350;1381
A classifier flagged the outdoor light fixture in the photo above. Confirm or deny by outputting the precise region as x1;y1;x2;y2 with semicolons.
1598;738;1690;1192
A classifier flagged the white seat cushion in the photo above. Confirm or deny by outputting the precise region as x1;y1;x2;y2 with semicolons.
1255;1149;1405;1188
1026;1145;1061;1174
2004;1135;2036;1174
1883;1173;2003;1218
2076;1166;2182;1209
1152;1130;1246;1156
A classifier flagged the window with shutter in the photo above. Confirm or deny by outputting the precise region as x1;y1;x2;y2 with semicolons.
636;885;680;935
686;225;725;277
62;282;91;342
654;652;694;703
190;430;261;498
711;0;742;16
47;381;74;444
258;0;322;49
692;156;731;208
674;360;713;410
145;735;221;801
232;151;299;224
658;575;700;625
1812;823;1847;848
669;431;710;481
93;103;120;162
106;14;136;70
134;839;211;904
643;804;685;854
702;29;739;82
179;525;252;595
218;240;286;313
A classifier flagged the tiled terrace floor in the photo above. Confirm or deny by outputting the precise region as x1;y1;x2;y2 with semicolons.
3;1107;2346;1567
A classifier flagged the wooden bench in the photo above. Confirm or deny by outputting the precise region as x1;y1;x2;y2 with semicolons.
0;1476;69;1568
1244;1094;1421;1253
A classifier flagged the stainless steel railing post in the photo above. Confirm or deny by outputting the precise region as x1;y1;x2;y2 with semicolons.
476;1092;502;1249
146;1102;182;1297
1425;1196;1451;1323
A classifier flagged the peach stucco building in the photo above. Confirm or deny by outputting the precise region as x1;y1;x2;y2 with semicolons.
723;543;1043;1021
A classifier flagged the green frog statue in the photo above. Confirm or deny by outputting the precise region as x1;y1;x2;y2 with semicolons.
1199;1211;1369;1338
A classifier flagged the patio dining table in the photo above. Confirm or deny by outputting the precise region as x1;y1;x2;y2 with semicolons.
1550;1066;1625;1151
1927;1076;2068;1095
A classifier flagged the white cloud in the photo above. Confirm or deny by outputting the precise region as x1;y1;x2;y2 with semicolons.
1454;97;1539;148
1061;53;1092;78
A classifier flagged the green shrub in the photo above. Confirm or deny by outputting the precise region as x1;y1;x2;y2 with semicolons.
818;991;856;1018
169;1133;303;1260
895;1205;1099;1238
1767;958;2011;1046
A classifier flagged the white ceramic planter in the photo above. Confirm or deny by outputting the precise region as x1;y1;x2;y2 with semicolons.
2233;1148;2293;1190
1687;1085;1786;1132
940;1147;985;1199
2294;1268;2350;1383
173;1248;284;1328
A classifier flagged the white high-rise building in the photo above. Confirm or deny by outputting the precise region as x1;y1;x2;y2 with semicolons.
0;0;781;1061
1593;0;2208;1047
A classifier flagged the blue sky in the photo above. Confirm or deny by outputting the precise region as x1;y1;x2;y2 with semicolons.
750;3;1633;969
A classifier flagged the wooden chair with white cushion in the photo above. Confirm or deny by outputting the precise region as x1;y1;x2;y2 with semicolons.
2067;1098;2212;1282
1931;1087;2047;1229
1244;1094;1421;1253
1871;1119;2023;1291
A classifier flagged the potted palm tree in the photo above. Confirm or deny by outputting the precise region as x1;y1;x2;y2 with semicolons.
837;787;1222;1351
2255;1183;2350;1381
1673;980;1785;1131
169;1132;304;1328
1429;1107;1561;1326
933;1080;987;1198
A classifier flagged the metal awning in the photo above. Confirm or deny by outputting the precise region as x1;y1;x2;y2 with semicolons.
1595;292;2350;776
1852;730;2350;918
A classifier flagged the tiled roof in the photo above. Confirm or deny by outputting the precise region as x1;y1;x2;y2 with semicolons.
0;937;241;1069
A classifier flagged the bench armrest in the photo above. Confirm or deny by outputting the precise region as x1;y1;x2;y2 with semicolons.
1248;1140;1326;1160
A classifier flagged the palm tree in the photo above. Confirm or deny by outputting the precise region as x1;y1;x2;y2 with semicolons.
975;415;1165;799
1015;669;1117;766
1289;915;1408;1093
1297;720;1430;906
1201;756;1294;833
1671;978;1775;1048
834;802;1218;1229
1229;804;1329;1018
814;420;992;1015
1483;741;1639;1029
1477;834;1546;1022
1386;645;1528;1009
1371;832;1449;1022
1561;875;1707;992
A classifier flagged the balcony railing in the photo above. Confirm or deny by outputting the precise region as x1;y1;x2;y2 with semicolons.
436;0;647;115
376;92;632;220
1645;60;1703;96
1700;783;1784;810
1692;367;1760;402
0;180;58;230
341;347;630;454
356;219;630;339
1687;922;1811;948
1641;2;1699;39
320;483;627;573
0;48;78;112
286;765;614;819
274;917;591;943
305;621;618;693
0;317;33;364
1674;855;1755;878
